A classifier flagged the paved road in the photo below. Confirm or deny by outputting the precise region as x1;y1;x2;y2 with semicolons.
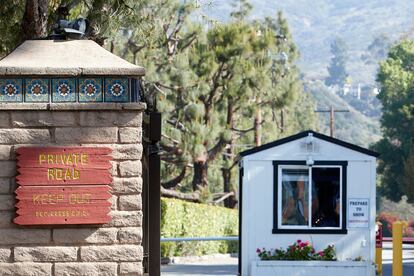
383;262;414;275
162;264;238;276
161;255;238;276
382;242;414;275
162;261;414;276
161;243;414;276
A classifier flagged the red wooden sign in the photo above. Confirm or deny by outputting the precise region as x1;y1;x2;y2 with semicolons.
16;147;112;156
16;147;112;186
14;212;111;225
15;186;112;206
14;146;113;225
17;168;112;186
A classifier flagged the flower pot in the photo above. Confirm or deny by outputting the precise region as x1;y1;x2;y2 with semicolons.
250;260;375;276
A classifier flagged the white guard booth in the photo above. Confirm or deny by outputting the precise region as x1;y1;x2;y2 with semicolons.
238;130;378;276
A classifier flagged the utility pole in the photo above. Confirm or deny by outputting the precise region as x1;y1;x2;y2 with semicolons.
315;106;349;137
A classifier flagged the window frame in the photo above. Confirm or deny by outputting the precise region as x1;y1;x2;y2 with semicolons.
272;160;348;234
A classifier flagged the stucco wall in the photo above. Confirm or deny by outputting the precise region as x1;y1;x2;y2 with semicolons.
0;103;145;276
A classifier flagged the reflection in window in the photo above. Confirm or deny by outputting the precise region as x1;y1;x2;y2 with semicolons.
281;169;309;226
312;167;340;228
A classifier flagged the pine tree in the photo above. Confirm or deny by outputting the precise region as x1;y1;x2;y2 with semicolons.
373;40;414;201
0;0;319;205
0;0;26;56
404;154;414;203
325;37;348;87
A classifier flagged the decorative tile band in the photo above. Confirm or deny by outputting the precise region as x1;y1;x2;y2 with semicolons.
79;78;103;102
0;77;134;103
0;79;23;102
52;78;76;102
105;78;129;102
26;79;49;102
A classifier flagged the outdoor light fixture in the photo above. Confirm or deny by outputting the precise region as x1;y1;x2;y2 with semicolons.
306;133;315;166
53;18;89;39
306;132;314;145
306;155;314;166
305;133;315;153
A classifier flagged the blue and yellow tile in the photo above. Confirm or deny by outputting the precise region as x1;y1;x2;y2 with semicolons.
104;78;129;102
52;78;76;102
0;79;23;102
25;78;49;102
79;78;103;102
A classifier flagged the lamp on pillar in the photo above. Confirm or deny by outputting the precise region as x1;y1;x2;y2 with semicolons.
52;18;89;39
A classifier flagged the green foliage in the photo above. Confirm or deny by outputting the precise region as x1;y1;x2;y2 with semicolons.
154;6;317;194
325;37;348;87
161;198;238;257
361;34;392;65
373;40;414;201
0;0;153;56
257;240;336;261
206;1;414;85
0;0;318;204
230;0;252;20
404;155;414;202
0;0;25;57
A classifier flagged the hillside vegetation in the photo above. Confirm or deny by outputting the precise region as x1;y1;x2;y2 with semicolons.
203;0;414;83
307;81;381;147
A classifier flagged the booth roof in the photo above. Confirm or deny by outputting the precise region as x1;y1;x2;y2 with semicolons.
0;40;145;77
239;130;380;157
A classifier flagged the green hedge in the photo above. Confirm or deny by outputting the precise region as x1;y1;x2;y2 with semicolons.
161;197;238;257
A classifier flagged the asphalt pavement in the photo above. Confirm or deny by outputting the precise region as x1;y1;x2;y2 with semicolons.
162;264;238;276
161;242;414;276
161;255;238;276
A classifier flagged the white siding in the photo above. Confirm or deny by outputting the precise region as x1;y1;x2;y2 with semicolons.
241;135;376;275
244;136;375;162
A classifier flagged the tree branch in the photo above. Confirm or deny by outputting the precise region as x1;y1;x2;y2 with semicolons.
207;62;225;105
231;126;255;133
167;119;188;132
161;166;187;189
156;82;181;92
213;192;235;204
207;137;228;162
162;134;180;145
161;187;200;202
180;32;198;50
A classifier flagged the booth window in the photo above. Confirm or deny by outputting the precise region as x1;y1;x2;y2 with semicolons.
273;161;347;234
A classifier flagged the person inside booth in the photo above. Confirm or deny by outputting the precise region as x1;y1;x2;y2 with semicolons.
311;167;340;227
282;172;311;225
281;167;340;228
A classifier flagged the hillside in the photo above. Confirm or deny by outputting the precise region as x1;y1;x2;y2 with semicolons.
196;0;406;146
306;81;381;147
201;0;414;84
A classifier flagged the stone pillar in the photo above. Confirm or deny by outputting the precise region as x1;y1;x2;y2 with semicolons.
0;103;145;276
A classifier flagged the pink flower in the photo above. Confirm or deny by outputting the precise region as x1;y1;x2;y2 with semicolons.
303;241;310;246
299;242;305;248
318;251;324;257
297;239;302;243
